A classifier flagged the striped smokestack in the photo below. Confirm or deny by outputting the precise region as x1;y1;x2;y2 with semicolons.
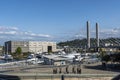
87;21;90;49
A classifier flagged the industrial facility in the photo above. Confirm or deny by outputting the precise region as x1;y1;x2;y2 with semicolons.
86;21;99;50
4;41;57;53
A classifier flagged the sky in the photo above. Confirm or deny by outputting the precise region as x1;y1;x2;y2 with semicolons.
0;0;120;45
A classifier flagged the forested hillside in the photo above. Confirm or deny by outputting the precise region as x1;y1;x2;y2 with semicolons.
58;38;120;48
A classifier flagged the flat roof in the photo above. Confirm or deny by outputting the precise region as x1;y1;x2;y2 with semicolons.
43;54;69;61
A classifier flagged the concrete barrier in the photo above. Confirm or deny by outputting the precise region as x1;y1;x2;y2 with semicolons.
1;73;118;80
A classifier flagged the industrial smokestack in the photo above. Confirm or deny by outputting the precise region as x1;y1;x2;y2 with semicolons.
96;23;99;47
87;21;90;49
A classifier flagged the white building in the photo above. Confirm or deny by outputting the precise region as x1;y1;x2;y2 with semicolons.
43;54;66;66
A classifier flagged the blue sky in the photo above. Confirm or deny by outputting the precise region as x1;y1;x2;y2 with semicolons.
0;0;120;44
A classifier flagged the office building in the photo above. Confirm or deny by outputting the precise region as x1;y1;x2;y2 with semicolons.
5;41;57;53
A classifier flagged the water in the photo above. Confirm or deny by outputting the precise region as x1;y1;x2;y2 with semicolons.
0;60;6;63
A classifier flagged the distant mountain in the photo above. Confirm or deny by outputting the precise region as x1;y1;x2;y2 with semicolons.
58;38;120;48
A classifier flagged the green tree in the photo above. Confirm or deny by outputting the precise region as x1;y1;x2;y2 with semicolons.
102;55;110;62
15;47;22;60
99;48;106;59
15;47;22;54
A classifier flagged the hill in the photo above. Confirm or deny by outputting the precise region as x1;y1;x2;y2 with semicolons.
58;38;120;48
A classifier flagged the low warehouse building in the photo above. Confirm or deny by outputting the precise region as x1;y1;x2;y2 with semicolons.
43;54;67;66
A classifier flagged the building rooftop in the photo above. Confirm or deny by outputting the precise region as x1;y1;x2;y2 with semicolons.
43;54;69;61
